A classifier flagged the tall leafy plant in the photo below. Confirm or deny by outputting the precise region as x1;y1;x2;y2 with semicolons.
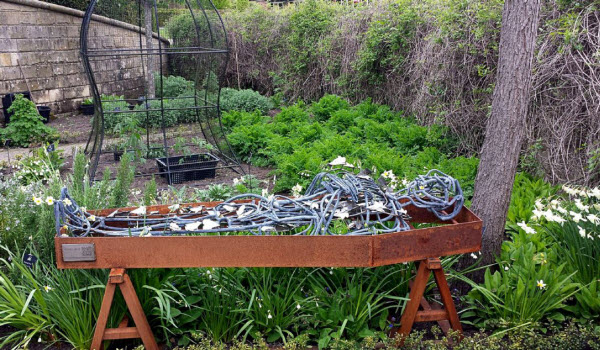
1;95;58;147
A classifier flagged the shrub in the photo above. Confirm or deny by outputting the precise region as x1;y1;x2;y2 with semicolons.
101;95;131;133
156;74;195;98
0;95;58;147
220;88;274;114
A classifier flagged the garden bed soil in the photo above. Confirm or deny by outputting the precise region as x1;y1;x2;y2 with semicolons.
1;110;274;191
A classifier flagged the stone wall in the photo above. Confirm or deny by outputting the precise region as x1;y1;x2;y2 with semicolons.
0;0;169;121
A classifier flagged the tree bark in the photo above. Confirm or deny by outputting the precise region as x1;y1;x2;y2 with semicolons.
144;0;155;99
471;0;541;266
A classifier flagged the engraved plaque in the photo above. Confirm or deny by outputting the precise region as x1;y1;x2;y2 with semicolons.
62;244;96;262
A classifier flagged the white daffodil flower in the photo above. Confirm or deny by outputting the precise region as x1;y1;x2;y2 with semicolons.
292;183;303;197
185;222;201;231
62;198;72;206
562;185;577;196
547;214;566;224
44;285;53;292
570;211;585;223
579;226;587;238
131;206;147;216
45;196;55;205
590;187;600;199
575;202;590;212
517;221;536;234
587;214;599;225
88;215;96;222
202;219;220;230
537;280;546;289
534;199;544;210
169;223;181;231
531;209;544;221
32;196;42;205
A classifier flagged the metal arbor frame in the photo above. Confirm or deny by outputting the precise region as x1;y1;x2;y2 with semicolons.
80;0;244;184
55;201;482;349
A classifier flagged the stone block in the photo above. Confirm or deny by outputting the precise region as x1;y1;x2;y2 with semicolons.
0;53;12;67
29;77;52;90
7;27;28;39
37;89;63;103
62;85;90;100
17;38;44;52
0;80;28;95
48;26;68;38
0;67;22;80
19;51;47;65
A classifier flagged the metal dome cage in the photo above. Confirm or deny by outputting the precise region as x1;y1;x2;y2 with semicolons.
81;0;244;185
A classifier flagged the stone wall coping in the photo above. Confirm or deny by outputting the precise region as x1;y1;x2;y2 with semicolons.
3;0;170;44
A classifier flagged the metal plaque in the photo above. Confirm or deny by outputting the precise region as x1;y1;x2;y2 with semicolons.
62;243;96;262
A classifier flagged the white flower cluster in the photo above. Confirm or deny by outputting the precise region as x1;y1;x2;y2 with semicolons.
528;185;600;240
381;170;408;191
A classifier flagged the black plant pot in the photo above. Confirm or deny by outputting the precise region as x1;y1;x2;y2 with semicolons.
36;106;51;124
81;104;94;115
113;149;124;161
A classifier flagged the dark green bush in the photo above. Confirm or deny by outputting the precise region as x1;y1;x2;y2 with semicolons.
0;95;58;147
101;96;131;133
156;74;195;98
220;88;273;114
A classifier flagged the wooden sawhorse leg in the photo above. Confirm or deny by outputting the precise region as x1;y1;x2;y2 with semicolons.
393;258;463;341
90;268;158;350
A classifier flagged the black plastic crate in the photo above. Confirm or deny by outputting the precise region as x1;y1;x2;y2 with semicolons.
156;153;218;184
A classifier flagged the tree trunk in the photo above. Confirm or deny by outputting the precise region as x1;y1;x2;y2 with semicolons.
144;0;155;99
471;0;541;266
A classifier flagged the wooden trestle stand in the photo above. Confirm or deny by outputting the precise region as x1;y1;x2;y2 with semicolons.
55;201;481;349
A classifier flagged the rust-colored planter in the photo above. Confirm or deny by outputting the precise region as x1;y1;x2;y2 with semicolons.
54;200;482;349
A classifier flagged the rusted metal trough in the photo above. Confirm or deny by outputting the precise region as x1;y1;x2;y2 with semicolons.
55;200;482;350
